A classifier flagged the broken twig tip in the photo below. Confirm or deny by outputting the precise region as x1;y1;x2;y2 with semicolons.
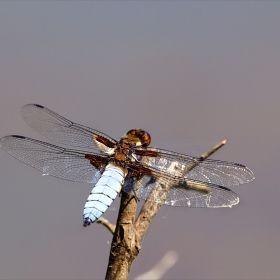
96;217;116;234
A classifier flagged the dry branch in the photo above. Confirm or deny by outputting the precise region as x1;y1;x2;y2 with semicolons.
104;140;226;280
96;217;116;234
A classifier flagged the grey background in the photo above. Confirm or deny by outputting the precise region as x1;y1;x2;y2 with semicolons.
0;2;279;279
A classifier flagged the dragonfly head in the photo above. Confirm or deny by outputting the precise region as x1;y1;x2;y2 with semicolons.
125;129;151;147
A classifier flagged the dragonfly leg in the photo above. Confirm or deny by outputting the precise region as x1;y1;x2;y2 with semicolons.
120;188;140;202
132;188;140;202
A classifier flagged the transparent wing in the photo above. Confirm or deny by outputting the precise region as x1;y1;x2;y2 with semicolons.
140;147;255;187
122;170;239;208
21;104;117;151
0;135;108;184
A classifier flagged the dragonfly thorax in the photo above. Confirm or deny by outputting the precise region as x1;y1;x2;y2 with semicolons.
111;138;136;165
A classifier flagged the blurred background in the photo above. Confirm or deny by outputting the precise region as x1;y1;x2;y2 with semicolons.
0;1;279;279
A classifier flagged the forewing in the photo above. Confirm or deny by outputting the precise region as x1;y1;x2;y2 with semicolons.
21;104;117;151
140;147;255;187
0;135;107;184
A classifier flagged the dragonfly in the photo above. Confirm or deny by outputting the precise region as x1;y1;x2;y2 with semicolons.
0;104;255;227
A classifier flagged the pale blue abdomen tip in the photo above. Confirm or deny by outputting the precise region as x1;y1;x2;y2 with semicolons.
83;217;91;227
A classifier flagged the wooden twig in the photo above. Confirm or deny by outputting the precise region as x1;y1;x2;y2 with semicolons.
104;140;227;280
96;217;116;234
105;192;139;280
200;139;226;159
183;139;226;173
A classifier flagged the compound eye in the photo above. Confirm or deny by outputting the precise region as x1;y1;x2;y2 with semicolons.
141;131;151;147
126;129;136;136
